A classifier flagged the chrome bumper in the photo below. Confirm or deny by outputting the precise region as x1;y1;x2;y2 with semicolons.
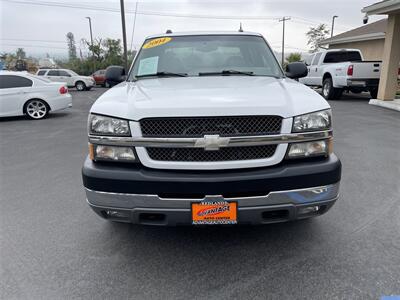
85;183;339;225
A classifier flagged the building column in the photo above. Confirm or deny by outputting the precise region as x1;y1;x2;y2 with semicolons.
377;13;400;101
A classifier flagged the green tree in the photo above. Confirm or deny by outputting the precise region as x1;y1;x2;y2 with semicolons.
61;38;125;75
1;52;16;69
103;38;122;65
16;48;26;59
306;24;329;53
87;38;104;61
286;52;302;63
66;32;77;60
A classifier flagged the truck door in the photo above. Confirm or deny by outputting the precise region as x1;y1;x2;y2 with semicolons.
308;52;322;86
300;54;315;85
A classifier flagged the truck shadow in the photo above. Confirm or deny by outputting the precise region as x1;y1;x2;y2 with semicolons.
314;89;372;102
103;217;326;252
89;218;333;297
99;219;324;282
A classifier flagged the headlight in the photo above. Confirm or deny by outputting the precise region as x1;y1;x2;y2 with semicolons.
287;139;331;159
293;110;331;132
89;144;136;162
89;114;130;136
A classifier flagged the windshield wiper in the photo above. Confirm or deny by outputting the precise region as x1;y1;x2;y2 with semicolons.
198;70;254;76
134;71;188;80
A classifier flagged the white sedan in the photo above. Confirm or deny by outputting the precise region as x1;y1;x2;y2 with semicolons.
0;71;72;119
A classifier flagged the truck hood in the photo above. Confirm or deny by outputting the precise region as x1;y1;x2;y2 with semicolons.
90;76;330;120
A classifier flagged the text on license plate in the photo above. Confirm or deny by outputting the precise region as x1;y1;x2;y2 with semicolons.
192;201;237;225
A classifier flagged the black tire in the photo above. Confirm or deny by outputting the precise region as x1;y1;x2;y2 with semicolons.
75;81;86;91
370;88;378;99
322;78;342;100
24;99;49;120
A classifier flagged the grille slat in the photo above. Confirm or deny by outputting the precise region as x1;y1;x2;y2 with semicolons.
147;145;277;162
140;116;282;137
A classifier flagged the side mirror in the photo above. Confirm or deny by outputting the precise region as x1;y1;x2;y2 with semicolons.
285;62;308;79
105;66;126;87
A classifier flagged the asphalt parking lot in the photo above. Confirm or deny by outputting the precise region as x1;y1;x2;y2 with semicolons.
1;87;400;299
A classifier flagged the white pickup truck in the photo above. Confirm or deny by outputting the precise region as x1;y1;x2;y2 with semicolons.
299;49;381;100
82;31;341;226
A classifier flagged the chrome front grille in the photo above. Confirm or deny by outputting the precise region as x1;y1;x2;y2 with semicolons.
146;145;277;162
140;116;282;138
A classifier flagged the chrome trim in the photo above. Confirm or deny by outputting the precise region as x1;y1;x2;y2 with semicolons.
85;183;340;209
89;130;332;148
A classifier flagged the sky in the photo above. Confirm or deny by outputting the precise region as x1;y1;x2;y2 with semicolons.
0;0;386;59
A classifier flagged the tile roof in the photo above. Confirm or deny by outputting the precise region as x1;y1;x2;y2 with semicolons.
321;18;387;45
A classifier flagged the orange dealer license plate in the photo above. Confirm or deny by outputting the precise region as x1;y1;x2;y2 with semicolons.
192;201;237;225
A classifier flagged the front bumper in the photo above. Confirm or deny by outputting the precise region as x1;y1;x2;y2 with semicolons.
82;154;341;225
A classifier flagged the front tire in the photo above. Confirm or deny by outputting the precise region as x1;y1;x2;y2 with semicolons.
25;99;49;120
75;81;86;91
322;78;342;100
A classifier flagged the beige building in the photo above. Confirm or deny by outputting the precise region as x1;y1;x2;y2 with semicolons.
321;0;400;109
321;19;387;61
363;0;400;106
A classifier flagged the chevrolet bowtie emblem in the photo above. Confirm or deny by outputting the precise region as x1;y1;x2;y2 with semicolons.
194;135;230;151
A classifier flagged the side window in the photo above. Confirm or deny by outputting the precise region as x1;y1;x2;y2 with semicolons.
311;53;322;66
58;70;71;77
47;70;59;76
37;70;46;76
0;75;33;89
305;54;315;66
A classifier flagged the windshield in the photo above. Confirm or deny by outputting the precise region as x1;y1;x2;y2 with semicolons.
128;35;283;80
